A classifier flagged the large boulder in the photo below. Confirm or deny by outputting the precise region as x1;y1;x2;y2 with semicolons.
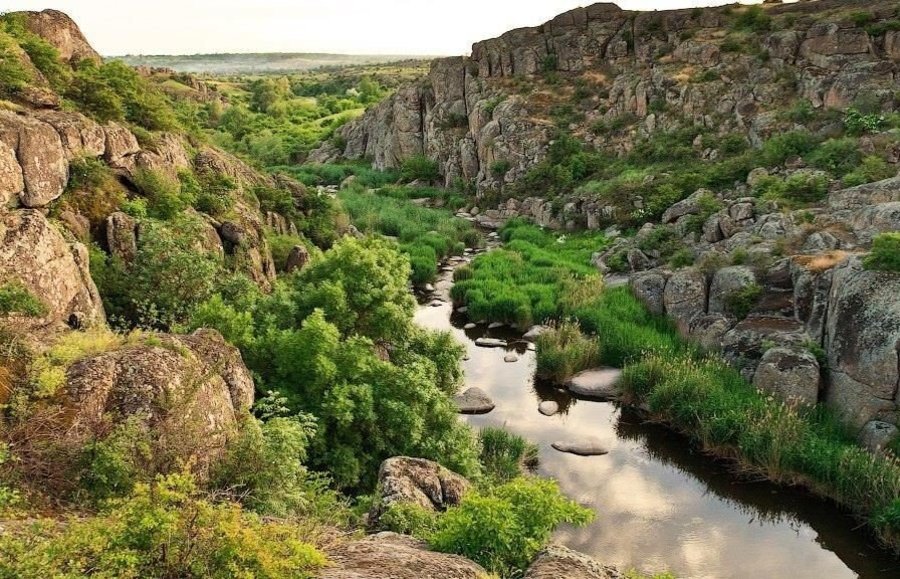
630;270;667;315
0;140;24;208
34;110;106;159
0;111;68;208
22;9;102;63
753;347;821;407
106;211;137;263
708;266;757;316
320;532;487;579
663;268;707;333
824;257;900;429
64;329;254;473
370;457;470;523
0;210;104;328
524;545;619;579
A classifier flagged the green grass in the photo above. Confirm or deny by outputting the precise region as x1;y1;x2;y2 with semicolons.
450;219;607;328
0;283;47;317
864;233;900;273
339;187;481;284
535;319;601;383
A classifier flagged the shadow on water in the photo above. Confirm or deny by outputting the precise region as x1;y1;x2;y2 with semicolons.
416;272;900;578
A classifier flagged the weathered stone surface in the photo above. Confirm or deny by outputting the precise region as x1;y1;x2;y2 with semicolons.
662;190;710;224
320;532;486;579
0;210;103;328
64;329;254;473
709;266;758;316
828;176;900;210
859;420;899;454
22;9;101;63
0;111;68;207
753;347;821;406
475;337;507;348
551;439;609;456
284;244;310;273
825;371;897;431
630;270;667;315
103;122;140;167
825;257;900;402
567;368;623;400
106;211;137;263
0;140;23;208
371;457;470;521
132;133;192;179
523;325;549;342
663;269;707;333
524;545;619;579
539;400;560;416
453;387;495;414
34;110;105;159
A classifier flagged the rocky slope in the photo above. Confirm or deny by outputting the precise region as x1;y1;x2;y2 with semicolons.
313;0;900;195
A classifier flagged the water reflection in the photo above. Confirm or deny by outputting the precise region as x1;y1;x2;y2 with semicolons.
415;290;900;579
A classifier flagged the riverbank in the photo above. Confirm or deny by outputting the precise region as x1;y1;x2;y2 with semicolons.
449;219;900;554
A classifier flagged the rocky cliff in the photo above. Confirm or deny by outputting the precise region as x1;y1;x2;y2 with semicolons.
313;0;900;194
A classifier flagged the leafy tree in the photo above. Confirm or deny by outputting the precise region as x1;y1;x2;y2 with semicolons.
292;236;415;344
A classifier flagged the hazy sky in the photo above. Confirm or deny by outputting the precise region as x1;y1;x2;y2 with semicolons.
3;0;765;56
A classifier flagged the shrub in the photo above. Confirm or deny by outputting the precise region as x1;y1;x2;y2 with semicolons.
211;411;350;523
429;477;592;576
0;31;31;96
669;248;695;268
724;283;762;319
731;5;771;32
400;155;441;183
808;138;861;177
863;233;900;272
478;427;538;483
132;169;193;220
536;320;601;384
0;473;327;578
842;155;894;187
491;159;512;177
60;157;127;229
0;283;46;317
844;107;885;136
95;215;223;330
754;173;828;206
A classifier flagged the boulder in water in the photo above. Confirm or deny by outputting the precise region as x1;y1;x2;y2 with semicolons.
453;387;495;414
566;368;623;399
475;337;507;348
551;439;609;456
538;400;559;416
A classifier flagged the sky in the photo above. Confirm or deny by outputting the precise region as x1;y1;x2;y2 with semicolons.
2;0;766;56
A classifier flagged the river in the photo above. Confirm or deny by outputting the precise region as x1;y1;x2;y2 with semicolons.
414;263;900;579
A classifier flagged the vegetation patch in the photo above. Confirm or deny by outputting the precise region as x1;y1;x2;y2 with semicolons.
864;233;900;273
0;283;46;318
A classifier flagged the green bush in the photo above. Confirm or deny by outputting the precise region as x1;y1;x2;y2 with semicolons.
842;155;894;187
731;5;771;32
808;138;861;176
478;427;538;483
132;169;193;220
863;233;900;272
535;319;601;383
844;107;885;136
400;155;441;183
429;477;592;576
0;473;327;578
724;283;762;319
753;173;829;206
0;31;31;96
94;215;223;330
0;283;47;317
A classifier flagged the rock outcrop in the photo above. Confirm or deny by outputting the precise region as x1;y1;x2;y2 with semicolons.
369;457;470;524
64;329;254;472
0;209;104;329
319;532;487;579
22;9;102;64
524;545;620;579
314;0;900;199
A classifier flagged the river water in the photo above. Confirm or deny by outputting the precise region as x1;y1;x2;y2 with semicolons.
414;265;899;579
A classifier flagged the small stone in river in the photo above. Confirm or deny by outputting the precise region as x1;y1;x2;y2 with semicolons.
522;325;549;342
430;300;444;307
456;306;468;314
539;400;559;416
488;322;504;329
567;368;623;400
504;353;518;363
552;439;608;456
527;343;536;351
424;283;435;292
464;323;477;330
475;337;507;348
454;387;495;414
